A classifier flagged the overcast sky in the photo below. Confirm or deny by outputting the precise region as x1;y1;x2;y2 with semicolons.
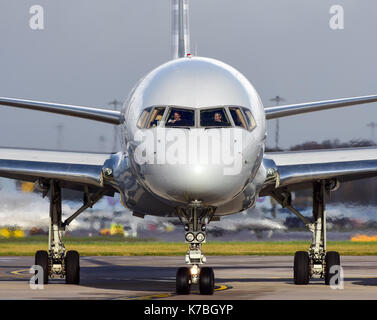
0;0;376;152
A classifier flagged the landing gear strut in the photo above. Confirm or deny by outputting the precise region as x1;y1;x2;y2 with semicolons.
176;201;216;295
272;180;341;285
34;181;79;284
34;180;106;284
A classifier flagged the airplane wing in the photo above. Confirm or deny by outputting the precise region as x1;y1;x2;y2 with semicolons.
0;147;117;194
0;97;126;195
0;97;124;124
261;147;377;195
262;94;377;194
264;94;377;119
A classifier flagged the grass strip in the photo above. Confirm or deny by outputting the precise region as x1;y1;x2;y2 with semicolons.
0;238;377;256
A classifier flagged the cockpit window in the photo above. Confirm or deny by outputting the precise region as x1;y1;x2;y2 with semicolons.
165;108;195;127
200;108;231;127
147;107;165;128
136;107;152;129
138;105;256;130
229;107;247;129
242;108;257;131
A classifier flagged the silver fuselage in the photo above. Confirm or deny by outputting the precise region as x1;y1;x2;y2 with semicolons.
115;57;267;217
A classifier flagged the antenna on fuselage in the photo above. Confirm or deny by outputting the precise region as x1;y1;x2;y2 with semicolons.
171;0;191;59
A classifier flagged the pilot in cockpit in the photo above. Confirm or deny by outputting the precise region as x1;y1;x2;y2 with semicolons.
213;112;227;126
167;111;183;125
150;114;163;127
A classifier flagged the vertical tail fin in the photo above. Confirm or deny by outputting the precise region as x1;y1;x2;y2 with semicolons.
171;0;191;59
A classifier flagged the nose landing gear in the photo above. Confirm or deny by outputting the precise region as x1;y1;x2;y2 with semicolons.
175;202;216;295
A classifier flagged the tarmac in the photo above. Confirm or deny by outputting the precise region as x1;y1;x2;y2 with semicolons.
0;255;376;300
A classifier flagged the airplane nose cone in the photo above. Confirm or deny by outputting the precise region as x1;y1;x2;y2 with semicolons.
142;163;246;205
133;127;256;205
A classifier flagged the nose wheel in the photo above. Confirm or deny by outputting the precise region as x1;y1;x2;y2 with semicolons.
199;267;215;295
176;267;191;294
176;266;215;295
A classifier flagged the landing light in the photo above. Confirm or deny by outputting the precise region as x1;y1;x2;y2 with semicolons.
196;232;205;242
190;265;199;275
185;232;195;242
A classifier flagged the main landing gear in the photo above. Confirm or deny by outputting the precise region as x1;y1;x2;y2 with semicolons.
34;180;106;284
272;180;341;286
175;201;216;295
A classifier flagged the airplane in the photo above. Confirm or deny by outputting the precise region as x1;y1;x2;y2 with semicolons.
0;0;377;294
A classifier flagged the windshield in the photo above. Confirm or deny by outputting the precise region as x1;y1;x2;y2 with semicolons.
200;108;231;127
165;108;195;127
137;105;256;130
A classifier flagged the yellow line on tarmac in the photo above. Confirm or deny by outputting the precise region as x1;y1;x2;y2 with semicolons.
11;269;29;275
215;285;229;291
130;293;173;300
119;285;231;300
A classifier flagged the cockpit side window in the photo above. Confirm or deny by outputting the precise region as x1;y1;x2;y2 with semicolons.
147;107;166;128
165;108;195;127
200;108;231;127
242;108;257;131
136;107;152;129
229;107;247;129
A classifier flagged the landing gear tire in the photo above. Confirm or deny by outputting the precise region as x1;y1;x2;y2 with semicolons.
176;267;191;294
294;251;310;285
65;250;80;284
35;250;49;284
325;251;340;285
199;267;215;295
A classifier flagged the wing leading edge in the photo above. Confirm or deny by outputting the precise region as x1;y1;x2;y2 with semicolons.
261;147;377;195
0;97;124;124
0;147;115;191
265;95;377;119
